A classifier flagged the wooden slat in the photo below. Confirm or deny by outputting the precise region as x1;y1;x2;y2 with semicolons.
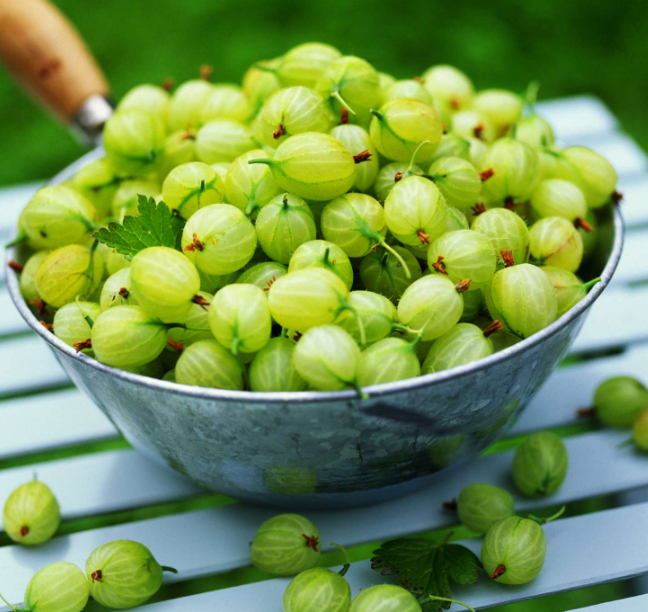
613;229;648;285
619;177;648;228
535;96;618;141
0;449;202;527
511;342;648;434
0;289;28;336
0;388;117;460
572;284;648;353
569;595;648;612
0;182;42;240
0;429;645;607
130;500;648;612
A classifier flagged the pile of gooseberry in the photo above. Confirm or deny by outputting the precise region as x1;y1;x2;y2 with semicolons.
8;41;619;394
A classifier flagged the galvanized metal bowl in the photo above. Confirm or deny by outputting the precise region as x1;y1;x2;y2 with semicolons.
6;150;624;508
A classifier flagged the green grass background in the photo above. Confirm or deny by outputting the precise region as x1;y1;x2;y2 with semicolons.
0;0;646;186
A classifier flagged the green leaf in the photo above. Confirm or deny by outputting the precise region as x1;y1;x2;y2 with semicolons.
371;537;481;612
92;196;185;260
442;545;482;586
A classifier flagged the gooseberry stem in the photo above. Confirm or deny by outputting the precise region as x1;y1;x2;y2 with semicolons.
406;140;431;176
5;231;27;248
161;566;178;574
329;542;352;577
379;241;411;279
582;277;601;291
524;80;541;111
354;380;369;400
0;590;21;612
247;158;273;167
428;595;476;612
331;90;356;116
529;505;566;525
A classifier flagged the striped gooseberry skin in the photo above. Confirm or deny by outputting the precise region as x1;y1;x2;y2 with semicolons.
85;540;164;609
161;161;225;220
249;132;355;201
157;130;198;182
224;149;282;215
541;266;587;318
130;246;200;322
452;109;496;143
24;561;90;612
236;262;288;294
480;138;540;203
554;145;618;209
530;178;587;222
255;193;316;264
181;204;257;276
359;247;422;303
471;207;530;266
481;517;546;585
349;584;422;612
513;432;568;497
254;86;332;148
249;337;307;392
427;229;497;291
175;339;244;390
2;481;61;545
195;119;256;164
288;240;354;290
293;325;361;391
167;79;213;131
167;290;213;347
329;124;379;192
338;290;397;345
53;301;101;347
275;43;342;89
529;216;584;272
250;513;321;576
473;89;524;136
91;306;168;368
594;376;648;428
200;84;251;124
369;98;443;165
208;284;271;354
485;264;557;339
34;244;104;309
384;79;433;105
421;64;474;121
428;156;482;210
268;268;350;332
19;250;50;303
357;337;421;387
515;114;555;149
22;185;97;250
422;322;494;374
321;193;386;258
397;275;464;341
384;176;448;247
457;482;515;535
283;567;351;612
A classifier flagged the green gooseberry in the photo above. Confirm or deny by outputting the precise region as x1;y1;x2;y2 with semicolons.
86;540;171;609
471;207;530;266
35;244;104;309
248;132;355;201
288;240;354;290
329;124;379;192
161;161;225;220
421;64;474;121
384;79;433;105
236;262;288;293
103;109;166;175
167;79;213;131
200;83;252;124
225;149;282;215
430;133;471;163
529;216;584;272
373;161;424;203
513;432;568;497
541;266;599;318
2;480;60;545
457;482;515;535
632;407;648;452
250;513;321;576
530;179;588;223
53;301;101;348
283;567;351;612
272;42;342;89
100;268;138;310
593;376;648;428
3;561;90;612
197;268;239;294
71;158;121;219
482;517;546;585
195;119;256;164
249;337;307;392
175;339;244;389
473;89;523;136
485;264;557;339
337;290;397;345
157;129;197;181
427;156;482;210
349;584;422;612
117;84;169;128
516;114;555;149
451;109;496;143
445;206;469;232
18;250;50;303
167;291;214;347
316;55;381;125
460;287;484;322
242;59;282;113
357;337;421;386
369;98;443;165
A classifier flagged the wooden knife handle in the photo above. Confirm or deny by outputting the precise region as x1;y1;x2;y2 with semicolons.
0;0;110;124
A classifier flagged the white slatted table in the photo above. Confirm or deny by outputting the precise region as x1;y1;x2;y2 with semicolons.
0;95;647;611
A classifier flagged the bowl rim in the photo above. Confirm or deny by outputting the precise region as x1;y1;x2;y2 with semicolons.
5;149;626;405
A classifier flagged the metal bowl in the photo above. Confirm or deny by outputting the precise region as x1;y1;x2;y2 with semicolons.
6;151;624;508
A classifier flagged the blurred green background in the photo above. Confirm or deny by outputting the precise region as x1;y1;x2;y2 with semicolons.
0;0;647;186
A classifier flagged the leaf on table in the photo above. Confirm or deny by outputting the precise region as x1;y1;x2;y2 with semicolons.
93;196;185;259
371;537;482;612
